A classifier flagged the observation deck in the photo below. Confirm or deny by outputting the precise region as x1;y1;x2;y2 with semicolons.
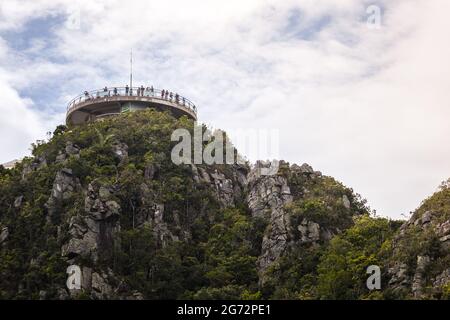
66;87;197;125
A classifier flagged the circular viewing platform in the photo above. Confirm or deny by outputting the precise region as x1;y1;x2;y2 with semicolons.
66;87;197;125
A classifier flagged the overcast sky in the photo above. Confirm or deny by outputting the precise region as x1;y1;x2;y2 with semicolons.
0;0;449;219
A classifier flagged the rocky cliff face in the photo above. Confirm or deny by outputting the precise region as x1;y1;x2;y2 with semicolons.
43;159;249;298
245;161;365;287
0;110;448;299
0;137;363;299
247;165;293;278
28;157;355;298
387;184;450;299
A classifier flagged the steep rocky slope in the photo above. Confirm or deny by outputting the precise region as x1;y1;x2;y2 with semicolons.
0;110;448;299
387;181;450;299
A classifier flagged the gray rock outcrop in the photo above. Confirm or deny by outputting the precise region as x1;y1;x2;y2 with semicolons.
193;164;247;208
297;219;321;243
0;226;8;244
411;255;430;298
112;142;128;164
46;168;81;222
388;205;450;298
247;163;293;278
62;180;120;262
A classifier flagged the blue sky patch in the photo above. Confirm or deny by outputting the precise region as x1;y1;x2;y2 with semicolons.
283;9;332;41
0;14;64;52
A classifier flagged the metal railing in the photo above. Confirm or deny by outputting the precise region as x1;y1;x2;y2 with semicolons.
67;87;197;115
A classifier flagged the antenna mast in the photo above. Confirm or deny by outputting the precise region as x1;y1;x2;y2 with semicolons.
130;49;133;89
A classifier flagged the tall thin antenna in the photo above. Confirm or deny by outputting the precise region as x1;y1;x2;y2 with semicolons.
130;49;133;89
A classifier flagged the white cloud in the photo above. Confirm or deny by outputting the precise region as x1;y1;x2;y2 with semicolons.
0;0;449;219
0;75;45;163
0;37;60;163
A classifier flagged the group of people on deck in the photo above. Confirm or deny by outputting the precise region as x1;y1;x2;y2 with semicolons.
83;86;194;111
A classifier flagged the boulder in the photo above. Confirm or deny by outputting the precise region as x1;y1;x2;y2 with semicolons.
21;155;47;180
437;220;450;237
112;142;128;163
39;290;47;300
297;219;321;243
299;163;314;174
62;217;97;259
57;287;70;300
190;164;200;183
421;211;433;225
91;272;113;299
0;227;9;244
342;195;351;209
14;195;24;208
45;169;81;224
55;152;67;163
433;269;450;290
65;141;80;156
198;168;211;183
388;263;410;290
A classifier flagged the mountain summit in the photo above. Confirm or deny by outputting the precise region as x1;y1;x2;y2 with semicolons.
0;110;448;299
